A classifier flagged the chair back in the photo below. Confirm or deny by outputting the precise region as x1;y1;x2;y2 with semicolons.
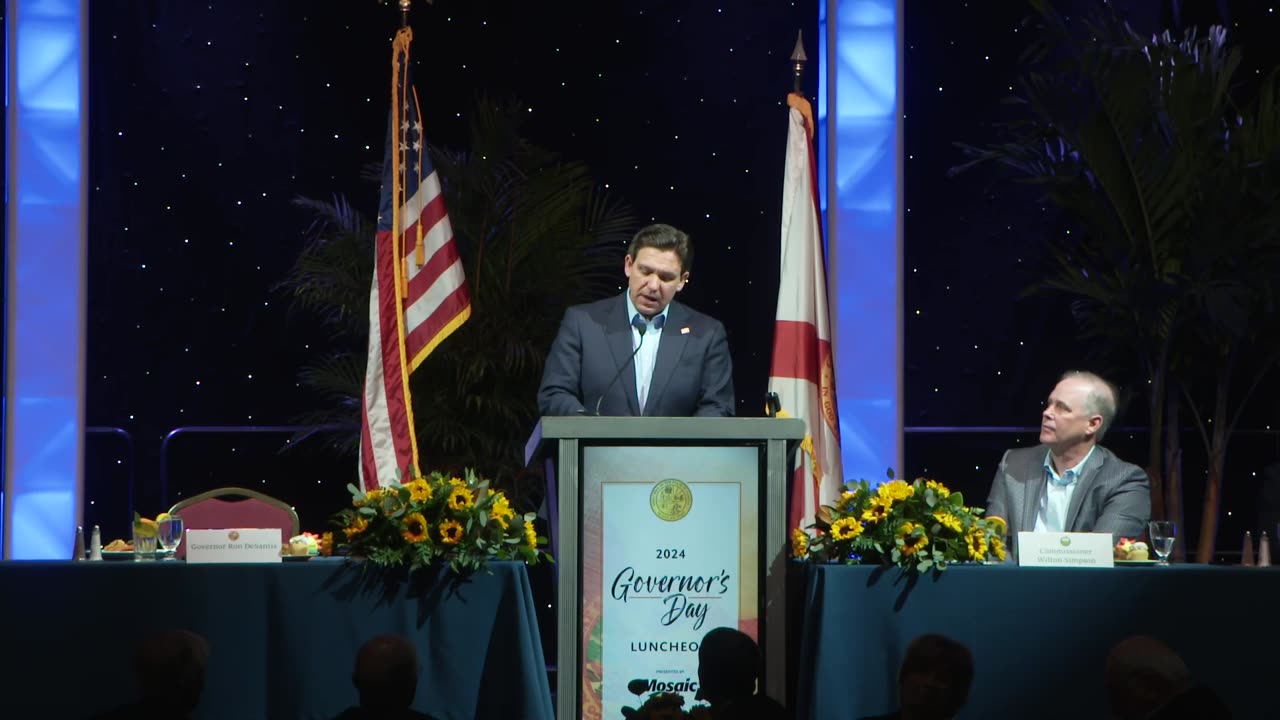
168;487;299;559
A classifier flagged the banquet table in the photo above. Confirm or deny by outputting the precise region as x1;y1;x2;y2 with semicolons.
792;563;1277;720
0;559;553;720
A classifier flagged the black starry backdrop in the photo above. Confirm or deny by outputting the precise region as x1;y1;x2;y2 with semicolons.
77;1;1280;555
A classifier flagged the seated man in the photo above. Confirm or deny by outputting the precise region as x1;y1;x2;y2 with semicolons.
331;635;438;720
986;370;1150;539
859;634;974;720
1105;635;1231;720
91;629;209;720
536;223;735;417
696;627;789;719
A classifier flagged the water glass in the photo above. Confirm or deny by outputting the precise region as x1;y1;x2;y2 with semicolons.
132;531;158;561
158;516;185;560
1148;521;1176;565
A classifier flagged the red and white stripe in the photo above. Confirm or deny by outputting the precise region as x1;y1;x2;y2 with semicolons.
769;100;843;531
360;169;470;490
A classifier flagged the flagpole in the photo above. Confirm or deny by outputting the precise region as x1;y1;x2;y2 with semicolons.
790;30;807;95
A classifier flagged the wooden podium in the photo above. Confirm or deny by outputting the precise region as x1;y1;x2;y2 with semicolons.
525;416;804;720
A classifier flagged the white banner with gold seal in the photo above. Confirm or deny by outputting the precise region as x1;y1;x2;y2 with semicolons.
598;449;750;716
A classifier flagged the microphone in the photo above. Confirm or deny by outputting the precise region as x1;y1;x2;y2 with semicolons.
594;314;651;416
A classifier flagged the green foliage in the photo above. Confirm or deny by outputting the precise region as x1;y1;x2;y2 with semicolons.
278;97;635;503
793;472;1006;577
951;1;1280;558
333;468;551;575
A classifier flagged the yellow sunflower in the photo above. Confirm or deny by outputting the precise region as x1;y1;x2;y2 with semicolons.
861;498;892;524
791;528;810;558
990;535;1007;562
490;492;515;529
966;530;989;560
933;511;963;534
438;519;464;545
925;479;951;498
830;517;864;541
343;514;369;539
877;479;914;502
447;486;475;512
523;520;538;549
401;512;429;543
406;479;431;504
834;490;859;513
354;488;384;508
319;531;334;557
449;476;467;487
897;521;929;557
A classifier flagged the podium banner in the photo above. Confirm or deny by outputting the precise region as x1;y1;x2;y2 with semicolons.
583;445;759;719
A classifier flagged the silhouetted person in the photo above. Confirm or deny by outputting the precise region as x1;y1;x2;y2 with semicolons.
90;629;209;720
1105;635;1231;720
860;634;974;720
696;627;789;720
331;635;438;720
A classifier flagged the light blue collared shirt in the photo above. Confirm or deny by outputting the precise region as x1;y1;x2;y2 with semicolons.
1034;445;1096;532
624;292;668;413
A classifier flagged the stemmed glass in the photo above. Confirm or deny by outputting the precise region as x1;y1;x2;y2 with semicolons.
1148;521;1176;566
158;515;185;560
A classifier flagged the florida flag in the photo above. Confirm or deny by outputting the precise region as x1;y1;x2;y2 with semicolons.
769;93;843;531
360;27;471;490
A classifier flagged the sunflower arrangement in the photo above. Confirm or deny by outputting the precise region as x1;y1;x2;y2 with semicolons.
792;470;1007;575
334;468;551;574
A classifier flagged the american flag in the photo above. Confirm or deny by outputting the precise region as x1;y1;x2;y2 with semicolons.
769;93;843;531
360;27;471;490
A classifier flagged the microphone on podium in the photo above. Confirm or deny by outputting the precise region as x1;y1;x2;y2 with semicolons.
594;314;659;416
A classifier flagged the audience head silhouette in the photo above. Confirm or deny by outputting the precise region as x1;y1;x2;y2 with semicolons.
91;629;209;719
696;627;759;707
896;634;973;720
1105;635;1229;720
353;635;420;714
137;629;209;713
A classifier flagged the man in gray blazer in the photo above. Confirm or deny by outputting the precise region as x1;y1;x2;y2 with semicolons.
986;371;1150;540
537;224;735;417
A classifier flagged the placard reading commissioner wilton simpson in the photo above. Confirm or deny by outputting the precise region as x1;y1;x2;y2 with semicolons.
602;480;740;716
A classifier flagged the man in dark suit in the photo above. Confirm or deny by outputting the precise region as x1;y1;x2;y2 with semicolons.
537;223;734;417
985;370;1150;539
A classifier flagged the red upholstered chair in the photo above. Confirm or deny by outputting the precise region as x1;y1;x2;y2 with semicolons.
168;487;300;559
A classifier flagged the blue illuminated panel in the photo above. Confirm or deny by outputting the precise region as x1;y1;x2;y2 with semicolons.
4;0;87;558
819;0;903;481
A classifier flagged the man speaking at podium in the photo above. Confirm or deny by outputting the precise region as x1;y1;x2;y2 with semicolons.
537;223;735;417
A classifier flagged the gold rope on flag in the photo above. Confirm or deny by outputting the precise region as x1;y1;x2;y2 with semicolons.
412;87;426;268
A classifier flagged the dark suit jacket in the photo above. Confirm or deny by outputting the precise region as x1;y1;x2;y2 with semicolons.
537;294;735;417
985;444;1150;540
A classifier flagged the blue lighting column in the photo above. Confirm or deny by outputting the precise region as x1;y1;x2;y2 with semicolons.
3;0;88;558
818;0;903;481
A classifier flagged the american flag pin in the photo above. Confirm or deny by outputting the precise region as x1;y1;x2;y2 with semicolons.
681;327;691;334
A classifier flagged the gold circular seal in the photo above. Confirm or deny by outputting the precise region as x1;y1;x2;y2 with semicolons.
650;478;693;522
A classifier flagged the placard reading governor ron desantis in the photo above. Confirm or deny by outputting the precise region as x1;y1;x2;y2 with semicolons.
592;445;757;719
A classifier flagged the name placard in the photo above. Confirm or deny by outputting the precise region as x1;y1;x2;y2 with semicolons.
186;528;282;563
1018;532;1115;568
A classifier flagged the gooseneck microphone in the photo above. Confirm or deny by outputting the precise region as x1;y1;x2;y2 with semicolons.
594;314;650;416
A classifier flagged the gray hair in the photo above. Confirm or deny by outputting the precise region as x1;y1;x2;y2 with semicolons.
1060;370;1118;441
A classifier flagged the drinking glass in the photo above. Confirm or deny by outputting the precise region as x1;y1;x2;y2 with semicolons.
158;515;185;560
1148;521;1176;565
132;528;158;561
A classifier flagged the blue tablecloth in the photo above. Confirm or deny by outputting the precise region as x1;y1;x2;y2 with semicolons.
0;560;553;720
793;564;1276;720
